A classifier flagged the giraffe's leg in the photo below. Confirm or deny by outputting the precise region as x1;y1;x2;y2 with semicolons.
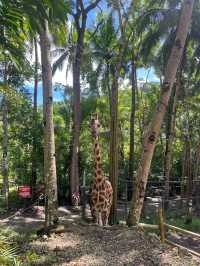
98;211;103;226
104;210;110;227
104;214;108;227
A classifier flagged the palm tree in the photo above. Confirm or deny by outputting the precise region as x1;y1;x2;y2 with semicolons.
31;37;39;199
52;0;101;204
109;0;134;224
2;62;9;210
40;20;58;227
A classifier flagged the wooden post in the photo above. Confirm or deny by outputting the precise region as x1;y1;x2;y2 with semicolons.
158;204;165;243
124;180;128;219
81;171;86;219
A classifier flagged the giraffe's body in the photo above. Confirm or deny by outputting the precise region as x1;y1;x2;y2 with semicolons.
89;115;113;226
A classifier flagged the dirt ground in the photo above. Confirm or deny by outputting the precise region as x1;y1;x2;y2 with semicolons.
0;206;200;266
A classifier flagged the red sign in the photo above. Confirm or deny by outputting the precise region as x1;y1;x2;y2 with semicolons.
18;186;31;198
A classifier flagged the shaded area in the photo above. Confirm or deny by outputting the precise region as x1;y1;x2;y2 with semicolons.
0;206;199;265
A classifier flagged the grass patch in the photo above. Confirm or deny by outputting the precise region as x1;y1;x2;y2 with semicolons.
167;217;200;233
0;227;39;266
141;214;200;234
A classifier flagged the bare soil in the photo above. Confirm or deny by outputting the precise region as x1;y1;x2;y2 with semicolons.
0;206;200;266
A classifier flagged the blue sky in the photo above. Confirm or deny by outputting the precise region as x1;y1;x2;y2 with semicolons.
25;82;65;105
26;67;159;104
137;67;159;82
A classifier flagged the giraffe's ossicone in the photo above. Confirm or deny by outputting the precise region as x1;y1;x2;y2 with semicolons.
89;114;113;226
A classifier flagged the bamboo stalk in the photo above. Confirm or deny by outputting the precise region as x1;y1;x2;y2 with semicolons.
166;239;200;258
164;223;200;239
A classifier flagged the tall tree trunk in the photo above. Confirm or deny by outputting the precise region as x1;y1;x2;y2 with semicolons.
31;37;38;199
193;142;200;209
106;63;112;116
109;76;119;224
2;94;9;210
2;61;9;210
181;143;187;202
185;137;193;224
163;77;180;209
70;15;86;205
128;0;194;226
109;1;134;224
40;21;58;228
128;57;137;201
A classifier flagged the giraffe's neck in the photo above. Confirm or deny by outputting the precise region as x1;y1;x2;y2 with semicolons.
94;136;104;184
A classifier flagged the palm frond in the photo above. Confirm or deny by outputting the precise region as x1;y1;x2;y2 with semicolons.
52;49;69;76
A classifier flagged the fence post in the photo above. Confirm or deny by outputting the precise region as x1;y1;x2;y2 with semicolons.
81;171;87;220
158;200;165;243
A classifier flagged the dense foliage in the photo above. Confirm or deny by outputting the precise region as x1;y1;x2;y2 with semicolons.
0;0;199;226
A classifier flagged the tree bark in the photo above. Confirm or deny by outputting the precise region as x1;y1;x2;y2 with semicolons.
128;0;194;226
31;37;38;200
163;77;180;209
109;1;134;224
40;21;58;228
185;137;193;224
70;0;101;205
2;60;9;210
2;94;9;210
70;13;86;204
128;57;137;201
193;143;200;209
109;76;119;224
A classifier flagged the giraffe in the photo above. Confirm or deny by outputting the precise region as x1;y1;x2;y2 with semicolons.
89;114;113;226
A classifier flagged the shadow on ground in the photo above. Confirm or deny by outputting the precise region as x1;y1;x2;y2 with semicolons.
1;206;199;265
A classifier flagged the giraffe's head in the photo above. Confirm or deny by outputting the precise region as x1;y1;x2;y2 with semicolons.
90;113;100;138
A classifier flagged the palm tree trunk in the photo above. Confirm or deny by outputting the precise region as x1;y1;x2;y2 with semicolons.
2;94;9;210
128;0;194;226
70;13;87;205
70;61;81;205
31;37;38;200
40;21;58;228
193;143;200;209
70;44;82;204
109;1;134;224
181;143;187;203
185;137;193;224
128;57;137;201
163;77;180;209
109;76;119;224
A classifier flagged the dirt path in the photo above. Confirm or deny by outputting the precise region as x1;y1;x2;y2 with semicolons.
0;206;200;265
167;232;200;253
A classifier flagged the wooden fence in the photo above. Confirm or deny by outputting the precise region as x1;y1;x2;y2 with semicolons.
139;206;200;258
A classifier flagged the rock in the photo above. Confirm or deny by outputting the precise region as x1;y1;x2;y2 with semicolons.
42;234;48;241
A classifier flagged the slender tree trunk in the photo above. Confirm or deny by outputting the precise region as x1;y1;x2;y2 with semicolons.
180;143;187;205
163;77;180;209
40;21;58;228
185;137;193;224
70;16;86;204
109;3;134;223
109;76;119;224
31;37;38;200
106;63;112;116
193;143;200;209
128;57;137;201
128;0;194;226
2;94;9;210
